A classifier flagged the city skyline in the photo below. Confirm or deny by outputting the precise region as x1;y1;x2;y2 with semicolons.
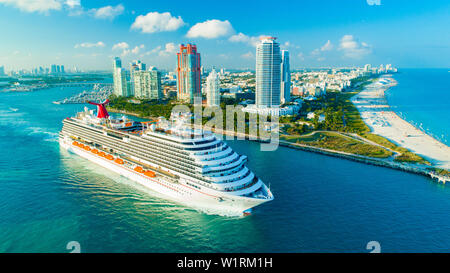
0;0;449;71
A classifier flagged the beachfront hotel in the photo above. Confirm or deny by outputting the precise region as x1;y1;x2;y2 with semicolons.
176;44;202;103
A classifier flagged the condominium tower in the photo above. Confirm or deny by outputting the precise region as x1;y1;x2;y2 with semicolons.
113;57;130;97
280;50;291;104
255;37;281;108
133;67;163;100
206;69;220;107
176;44;201;103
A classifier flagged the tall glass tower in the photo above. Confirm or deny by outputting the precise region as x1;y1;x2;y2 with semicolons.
256;37;281;108
280;50;291;104
206;69;220;107
176;44;201;103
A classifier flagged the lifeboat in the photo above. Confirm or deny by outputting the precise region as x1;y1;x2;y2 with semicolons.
114;158;124;164
79;144;85;148
84;146;91;151
144;171;156;178
134;166;144;173
91;149;99;154
98;152;106;157
106;155;114;160
72;141;78;146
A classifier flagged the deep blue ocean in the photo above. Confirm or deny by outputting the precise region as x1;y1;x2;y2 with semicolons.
386;68;450;145
0;69;449;253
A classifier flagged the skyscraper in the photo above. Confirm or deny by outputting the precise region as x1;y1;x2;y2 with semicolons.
0;66;5;76
130;60;145;96
50;64;57;74
280;50;291;104
206;69;220;107
255;37;281;108
113;57;130;97
176;44;201;103
60;65;65;74
133;68;163;100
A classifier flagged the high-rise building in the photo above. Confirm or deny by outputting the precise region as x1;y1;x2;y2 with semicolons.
60;65;65;74
255;37;281;108
176;44;201;103
50;64;57;74
0;66;5;76
113;57;130;97
206;69;220;107
280;50;291;104
56;65;61;74
133;68;163;100
130;60;145;96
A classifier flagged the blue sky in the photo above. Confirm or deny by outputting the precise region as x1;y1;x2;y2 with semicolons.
0;0;449;71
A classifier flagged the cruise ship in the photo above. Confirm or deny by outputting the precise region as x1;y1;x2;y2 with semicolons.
59;100;273;215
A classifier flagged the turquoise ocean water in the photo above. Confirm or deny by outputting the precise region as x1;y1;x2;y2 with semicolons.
0;69;449;253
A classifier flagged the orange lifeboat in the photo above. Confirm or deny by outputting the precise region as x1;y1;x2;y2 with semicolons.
84;146;91;151
98;152;106;157
106;155;114;160
72;141;78;146
79;144;85;148
134;166;144;173
144;171;156;178
91;149;99;154
114;158;124;164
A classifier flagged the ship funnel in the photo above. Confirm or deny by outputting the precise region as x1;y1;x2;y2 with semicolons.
88;99;110;119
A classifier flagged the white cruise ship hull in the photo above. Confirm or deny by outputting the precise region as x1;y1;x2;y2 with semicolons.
60;138;270;215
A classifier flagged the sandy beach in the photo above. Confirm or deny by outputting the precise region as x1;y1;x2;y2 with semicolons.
352;75;450;170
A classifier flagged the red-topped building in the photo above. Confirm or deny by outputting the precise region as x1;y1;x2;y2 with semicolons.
176;44;201;103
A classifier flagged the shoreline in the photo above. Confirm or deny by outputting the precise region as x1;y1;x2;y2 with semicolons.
352;75;450;170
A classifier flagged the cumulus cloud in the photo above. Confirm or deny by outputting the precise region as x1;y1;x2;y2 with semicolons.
339;35;372;59
159;42;178;56
0;0;62;13
112;42;129;51
74;41;105;48
131;12;185;33
65;0;79;9
186;19;234;39
120;44;145;57
90;4;124;20
297;52;305;61
241;52;254;59
320;40;333;51
229;33;266;47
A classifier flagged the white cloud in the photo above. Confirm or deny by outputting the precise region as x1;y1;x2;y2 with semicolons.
65;0;79;9
0;0;62;13
112;42;129;51
339;35;372;59
131;12;185;33
75;41;105;48
159;42;178;56
229;32;250;43
131;44;144;54
320;40;333;51
121;44;145;57
186;19;234;39
241;52;254;59
229;33;269;47
297;52;305;61
90;4;124;20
